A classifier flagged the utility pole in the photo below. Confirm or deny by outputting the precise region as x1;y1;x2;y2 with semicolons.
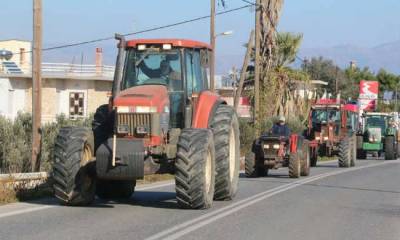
254;0;261;130
210;0;216;91
32;0;42;172
335;66;339;96
234;30;254;109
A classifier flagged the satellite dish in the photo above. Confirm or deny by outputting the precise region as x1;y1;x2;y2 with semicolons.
0;49;13;61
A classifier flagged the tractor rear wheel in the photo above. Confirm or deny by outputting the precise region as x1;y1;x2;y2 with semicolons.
209;105;240;201
53;127;96;206
350;136;356;167
338;138;351;167
384;136;396;160
175;129;216;209
289;152;301;178
301;141;310;176
356;135;366;159
96;180;136;199
245;152;266;177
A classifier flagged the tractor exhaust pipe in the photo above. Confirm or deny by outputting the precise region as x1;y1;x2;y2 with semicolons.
111;34;126;167
112;33;126;98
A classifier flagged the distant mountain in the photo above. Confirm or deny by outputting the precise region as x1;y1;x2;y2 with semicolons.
42;40;400;75
299;40;400;74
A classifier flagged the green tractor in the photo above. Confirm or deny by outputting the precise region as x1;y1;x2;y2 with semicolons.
356;113;400;160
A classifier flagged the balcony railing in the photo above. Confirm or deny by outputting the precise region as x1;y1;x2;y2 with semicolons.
1;62;115;78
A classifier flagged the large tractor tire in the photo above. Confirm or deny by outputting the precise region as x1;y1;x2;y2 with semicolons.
245;151;267;178
288;152;301;178
209;105;240;200
175;129;216;209
338;138;351;168
96;180;136;199
92;104;113;152
53;127;96;206
301;141;310;176
384;136;396;160
310;146;318;167
356;135;366;159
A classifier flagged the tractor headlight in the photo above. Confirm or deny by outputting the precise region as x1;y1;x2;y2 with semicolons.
117;106;130;113
134;106;157;113
263;144;270;149
323;136;329;141
117;124;129;134
136;126;149;135
369;137;374;142
273;144;280;149
315;136;321;141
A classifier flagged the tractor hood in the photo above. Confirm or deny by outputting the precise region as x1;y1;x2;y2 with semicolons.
113;85;170;112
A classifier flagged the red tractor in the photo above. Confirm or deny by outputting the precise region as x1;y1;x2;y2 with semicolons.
53;35;240;209
305;99;358;167
245;134;310;178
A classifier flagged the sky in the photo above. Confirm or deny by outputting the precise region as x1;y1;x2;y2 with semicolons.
2;0;400;63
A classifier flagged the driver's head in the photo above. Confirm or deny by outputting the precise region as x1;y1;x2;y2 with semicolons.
160;60;171;76
278;116;286;125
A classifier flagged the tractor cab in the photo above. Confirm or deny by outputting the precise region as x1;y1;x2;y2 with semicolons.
116;39;212;129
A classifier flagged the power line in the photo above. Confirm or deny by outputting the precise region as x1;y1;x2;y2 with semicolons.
10;4;253;56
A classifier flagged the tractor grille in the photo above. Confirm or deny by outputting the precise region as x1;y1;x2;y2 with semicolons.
117;113;151;137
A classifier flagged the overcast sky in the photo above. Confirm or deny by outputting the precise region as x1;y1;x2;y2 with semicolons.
2;0;400;57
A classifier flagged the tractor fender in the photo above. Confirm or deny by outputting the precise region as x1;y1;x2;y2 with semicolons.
192;90;226;129
290;135;306;153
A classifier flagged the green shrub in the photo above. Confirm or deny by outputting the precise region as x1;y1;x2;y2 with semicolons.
0;113;92;174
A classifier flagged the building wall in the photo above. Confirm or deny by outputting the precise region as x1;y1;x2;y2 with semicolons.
2;76;112;122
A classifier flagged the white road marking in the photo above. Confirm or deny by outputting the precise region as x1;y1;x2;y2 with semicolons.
0;181;175;220
146;160;399;240
0;205;54;219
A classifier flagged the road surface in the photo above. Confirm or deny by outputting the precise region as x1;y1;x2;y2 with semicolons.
0;159;399;240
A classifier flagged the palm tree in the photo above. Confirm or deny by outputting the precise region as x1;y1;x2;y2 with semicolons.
274;32;303;68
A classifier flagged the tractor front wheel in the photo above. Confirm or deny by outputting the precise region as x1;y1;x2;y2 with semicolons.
175;129;216;209
384;136;396;160
53;127;96;206
209;105;240;200
245;151;266;177
338;138;351;167
289;152;301;178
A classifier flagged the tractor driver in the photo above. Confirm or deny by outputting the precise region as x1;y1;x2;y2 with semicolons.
270;116;291;138
138;58;182;91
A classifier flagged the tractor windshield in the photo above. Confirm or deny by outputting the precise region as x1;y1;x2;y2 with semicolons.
365;116;386;132
121;49;182;91
312;109;340;123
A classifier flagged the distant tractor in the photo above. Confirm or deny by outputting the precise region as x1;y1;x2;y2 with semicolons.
245;134;310;178
304;99;358;167
356;112;400;160
53;35;241;209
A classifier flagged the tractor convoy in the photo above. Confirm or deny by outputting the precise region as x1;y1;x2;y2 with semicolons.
52;35;399;209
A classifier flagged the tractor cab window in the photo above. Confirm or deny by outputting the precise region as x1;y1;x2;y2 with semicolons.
122;49;182;91
185;50;204;96
312;109;340;124
365;116;386;133
346;112;357;131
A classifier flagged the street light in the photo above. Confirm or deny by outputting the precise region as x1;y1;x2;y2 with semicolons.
215;30;234;37
211;30;234;90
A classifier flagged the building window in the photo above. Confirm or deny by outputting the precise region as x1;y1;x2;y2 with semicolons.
69;92;84;118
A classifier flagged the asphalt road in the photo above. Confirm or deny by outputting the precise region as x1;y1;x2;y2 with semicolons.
0;159;399;240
